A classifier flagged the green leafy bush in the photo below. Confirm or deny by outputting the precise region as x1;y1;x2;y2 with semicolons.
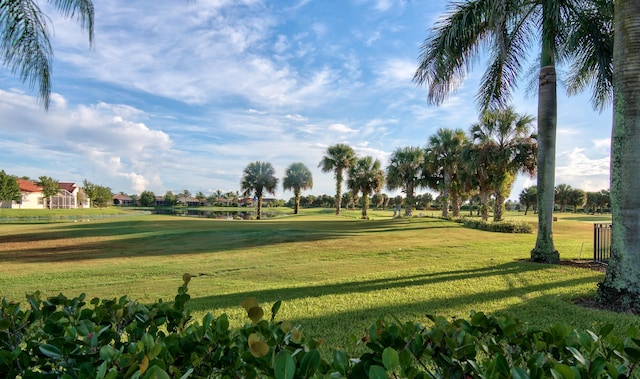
2;278;639;378
462;218;533;233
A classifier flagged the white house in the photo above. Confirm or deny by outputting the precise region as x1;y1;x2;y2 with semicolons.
5;179;89;209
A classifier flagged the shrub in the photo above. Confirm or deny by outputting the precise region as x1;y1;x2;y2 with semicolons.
462;218;533;233
2;279;639;378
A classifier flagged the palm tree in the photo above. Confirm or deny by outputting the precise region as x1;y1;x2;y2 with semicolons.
425;128;468;218
282;162;313;215
1;0;94;110
597;0;640;311
414;0;612;263
519;186;537;216
470;107;536;221
319;144;357;215
347;156;384;219
240;161;278;220
386;146;425;217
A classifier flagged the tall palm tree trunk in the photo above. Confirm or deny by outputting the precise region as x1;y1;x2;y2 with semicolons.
294;189;301;214
442;171;451;217
598;0;640;309
256;196;263;220
480;191;490;222
362;196;370;218
531;21;560;263
335;170;343;215
451;189;461;217
494;192;505;222
405;184;414;217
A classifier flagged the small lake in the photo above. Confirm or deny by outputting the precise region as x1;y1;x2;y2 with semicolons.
153;209;280;219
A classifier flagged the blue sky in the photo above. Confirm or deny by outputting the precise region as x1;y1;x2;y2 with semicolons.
0;0;611;201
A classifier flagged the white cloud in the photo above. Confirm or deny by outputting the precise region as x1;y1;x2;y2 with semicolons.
328;123;356;133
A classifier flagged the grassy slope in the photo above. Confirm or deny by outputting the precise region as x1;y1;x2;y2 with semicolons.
0;208;624;353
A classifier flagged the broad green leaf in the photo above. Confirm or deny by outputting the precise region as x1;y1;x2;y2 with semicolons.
599;324;614;337
566;346;586;366
96;361;107;379
512;367;529;379
148;343;163;360
551;364;575;379
274;351;295;379
368;365;388;379
271;300;282;321
495;354;509;375
39;344;63;359
589;357;606;376
333;350;350;375
144;365;171;379
100;345;115;361
300;349;321;378
382;347;399;371
624;346;640;361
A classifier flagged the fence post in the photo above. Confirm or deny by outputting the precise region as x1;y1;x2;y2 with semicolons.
593;223;612;263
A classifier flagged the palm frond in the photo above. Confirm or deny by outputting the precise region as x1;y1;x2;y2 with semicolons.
0;0;93;109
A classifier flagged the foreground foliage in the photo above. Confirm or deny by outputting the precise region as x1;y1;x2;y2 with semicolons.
2;278;640;379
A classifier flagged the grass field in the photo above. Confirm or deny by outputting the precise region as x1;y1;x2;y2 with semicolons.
0;207;628;353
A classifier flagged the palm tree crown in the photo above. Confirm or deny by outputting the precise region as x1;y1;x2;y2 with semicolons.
425;128;468;218
386;146;425;217
283;162;313;215
347;156;384;219
240;161;278;220
319;143;356;215
1;0;95;109
470;106;536;221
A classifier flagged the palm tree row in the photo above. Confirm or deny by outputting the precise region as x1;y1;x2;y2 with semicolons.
319;106;536;222
241;161;313;219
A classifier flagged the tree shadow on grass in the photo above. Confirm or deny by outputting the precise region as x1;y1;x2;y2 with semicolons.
185;261;603;348
0;216;459;263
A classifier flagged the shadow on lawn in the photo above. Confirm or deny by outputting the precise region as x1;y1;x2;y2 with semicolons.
0;216;458;263
186;261;595;314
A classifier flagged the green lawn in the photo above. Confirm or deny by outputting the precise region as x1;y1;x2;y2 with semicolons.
0;207;625;353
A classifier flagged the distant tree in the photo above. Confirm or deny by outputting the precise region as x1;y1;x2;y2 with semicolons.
283;162;313;214
0;0;95;110
470;106;536;221
139;191;156;207
415;193;434;211
130;194;139;206
386;146;425;217
567;188;586;213
0;170;20;204
519;186;538;216
425;128;468;217
596;189;611;214
38;176;59;209
347;156;385;219
554;184;573;212
182;189;191;198
164;191;178;207
195;191;207;205
240;161;278;220
319;143;357;215
82;179;112;208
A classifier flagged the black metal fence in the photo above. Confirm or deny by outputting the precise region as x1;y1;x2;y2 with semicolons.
594;223;612;263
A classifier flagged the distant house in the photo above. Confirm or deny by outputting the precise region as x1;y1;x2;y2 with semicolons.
178;196;202;207
113;194;135;206
154;196;166;207
5;179;88;209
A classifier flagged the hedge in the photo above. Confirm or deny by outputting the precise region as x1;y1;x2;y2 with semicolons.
1;276;639;378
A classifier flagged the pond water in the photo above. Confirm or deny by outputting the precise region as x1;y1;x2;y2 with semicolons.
153;209;279;219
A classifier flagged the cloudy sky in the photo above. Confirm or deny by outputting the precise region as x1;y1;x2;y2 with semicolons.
0;0;612;200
